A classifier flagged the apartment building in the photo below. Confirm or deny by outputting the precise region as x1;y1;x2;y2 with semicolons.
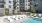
13;0;30;14
0;0;5;15
0;0;30;15
31;0;42;13
0;0;13;15
5;0;13;15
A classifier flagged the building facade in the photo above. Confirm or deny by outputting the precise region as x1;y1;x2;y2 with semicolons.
0;0;13;15
5;0;13;15
0;0;5;15
31;0;42;13
13;0;30;14
0;0;30;15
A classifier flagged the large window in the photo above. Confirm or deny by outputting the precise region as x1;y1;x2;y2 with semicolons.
0;5;4;8
9;0;11;3
9;1;11;3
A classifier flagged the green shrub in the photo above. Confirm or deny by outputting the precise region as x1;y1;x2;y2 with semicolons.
5;9;9;15
31;8;36;13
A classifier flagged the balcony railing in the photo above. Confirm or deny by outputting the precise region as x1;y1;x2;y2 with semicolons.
0;1;4;3
0;2;5;4
0;0;5;4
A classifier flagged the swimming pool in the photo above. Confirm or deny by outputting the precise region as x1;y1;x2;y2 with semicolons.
21;18;42;23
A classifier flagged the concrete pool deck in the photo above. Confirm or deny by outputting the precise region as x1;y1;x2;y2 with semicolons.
0;14;42;23
11;17;29;23
0;15;30;23
0;16;8;23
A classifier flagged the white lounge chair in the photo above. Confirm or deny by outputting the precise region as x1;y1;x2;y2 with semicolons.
3;18;10;23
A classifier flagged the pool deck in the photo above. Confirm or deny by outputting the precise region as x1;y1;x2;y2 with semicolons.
13;17;30;23
0;15;30;23
0;14;42;23
0;16;8;23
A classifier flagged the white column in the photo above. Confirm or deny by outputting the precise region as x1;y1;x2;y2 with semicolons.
9;9;12;15
25;0;30;10
9;0;13;15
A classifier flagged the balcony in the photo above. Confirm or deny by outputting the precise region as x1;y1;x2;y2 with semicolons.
0;1;4;3
13;1;17;4
13;1;16;6
0;0;5;4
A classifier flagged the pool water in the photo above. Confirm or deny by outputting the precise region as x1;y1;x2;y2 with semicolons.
21;18;42;23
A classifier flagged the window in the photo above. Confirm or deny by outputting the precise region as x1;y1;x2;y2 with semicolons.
34;0;35;1
9;1;11;3
20;4;24;6
25;4;27;6
28;0;30;2
34;3;38;7
26;7;27;9
0;5;4;8
20;0;24;3
16;0;19;2
28;4;30;6
14;7;16;10
14;7;16;9
17;7;18;9
34;4;38;7
9;5;11;8
34;4;37;7
17;4;19;6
